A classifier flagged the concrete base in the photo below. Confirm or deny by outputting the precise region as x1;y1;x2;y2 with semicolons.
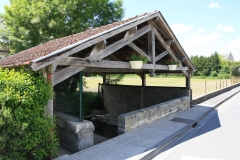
54;111;95;153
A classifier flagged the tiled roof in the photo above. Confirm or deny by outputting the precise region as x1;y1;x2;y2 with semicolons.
0;12;155;68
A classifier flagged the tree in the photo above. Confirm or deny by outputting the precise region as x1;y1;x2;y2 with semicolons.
0;13;10;50
4;0;124;53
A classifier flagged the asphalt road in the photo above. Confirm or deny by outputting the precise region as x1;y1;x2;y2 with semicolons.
153;92;240;160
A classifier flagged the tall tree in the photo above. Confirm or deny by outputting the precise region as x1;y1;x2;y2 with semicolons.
4;0;124;53
0;13;10;50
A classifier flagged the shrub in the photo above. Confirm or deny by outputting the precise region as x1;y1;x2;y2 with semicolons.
0;68;58;160
210;71;218;77
217;73;231;79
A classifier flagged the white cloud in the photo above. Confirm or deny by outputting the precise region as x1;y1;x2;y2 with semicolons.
198;28;205;32
187;32;220;45
228;37;240;49
170;23;193;34
217;25;235;32
207;2;219;8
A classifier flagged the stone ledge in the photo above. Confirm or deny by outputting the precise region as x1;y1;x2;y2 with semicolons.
118;96;190;134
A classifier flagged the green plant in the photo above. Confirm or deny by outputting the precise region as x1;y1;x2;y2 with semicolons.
128;52;149;64
210;71;218;77
165;58;179;65
0;68;59;160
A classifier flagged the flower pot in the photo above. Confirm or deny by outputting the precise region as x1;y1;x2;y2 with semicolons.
129;61;143;69
168;65;177;70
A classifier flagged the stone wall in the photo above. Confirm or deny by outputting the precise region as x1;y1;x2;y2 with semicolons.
102;85;191;116
192;82;240;105
118;96;190;134
54;111;94;153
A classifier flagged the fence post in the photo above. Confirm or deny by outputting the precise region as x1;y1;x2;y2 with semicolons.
216;80;217;90
205;80;206;94
220;80;221;89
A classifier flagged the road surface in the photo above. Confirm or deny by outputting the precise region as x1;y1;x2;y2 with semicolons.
153;92;240;160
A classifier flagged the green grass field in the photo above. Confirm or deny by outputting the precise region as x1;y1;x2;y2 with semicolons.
84;75;238;98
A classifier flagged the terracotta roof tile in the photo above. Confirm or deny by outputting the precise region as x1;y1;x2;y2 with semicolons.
0;11;156;68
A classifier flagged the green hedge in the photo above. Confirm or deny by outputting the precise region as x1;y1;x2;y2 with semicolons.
0;68;58;160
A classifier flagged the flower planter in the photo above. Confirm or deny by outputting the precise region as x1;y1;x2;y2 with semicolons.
129;61;143;69
168;65;177;70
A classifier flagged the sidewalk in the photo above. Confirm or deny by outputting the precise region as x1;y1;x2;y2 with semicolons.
55;86;240;160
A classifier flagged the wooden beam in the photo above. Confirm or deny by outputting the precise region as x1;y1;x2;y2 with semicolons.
58;57;188;71
89;24;151;61
53;66;85;86
148;21;156;77
31;13;159;71
154;28;179;62
58;57;130;68
128;42;151;61
155;51;168;62
90;41;106;55
152;22;169;39
124;27;137;37
166;40;174;45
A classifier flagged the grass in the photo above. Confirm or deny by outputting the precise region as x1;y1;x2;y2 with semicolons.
84;75;239;98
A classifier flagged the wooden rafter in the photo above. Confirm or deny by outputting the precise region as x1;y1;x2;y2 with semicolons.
154;28;179;62
88;24;151;61
155;51;168;62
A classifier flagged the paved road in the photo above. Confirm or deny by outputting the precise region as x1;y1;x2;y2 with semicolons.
153;92;240;160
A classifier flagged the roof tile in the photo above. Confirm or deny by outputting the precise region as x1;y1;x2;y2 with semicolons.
0;11;155;68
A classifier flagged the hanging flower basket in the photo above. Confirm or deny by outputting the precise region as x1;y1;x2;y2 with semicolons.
129;61;143;69
168;64;177;70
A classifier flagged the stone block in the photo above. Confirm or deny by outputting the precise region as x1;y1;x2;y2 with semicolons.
56;119;94;153
159;103;169;116
168;99;181;113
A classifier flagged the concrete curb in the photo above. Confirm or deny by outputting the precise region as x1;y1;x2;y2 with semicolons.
141;87;240;160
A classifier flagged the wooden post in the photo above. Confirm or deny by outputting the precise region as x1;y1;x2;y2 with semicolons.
79;72;83;122
226;79;227;87
43;63;57;160
43;63;56;118
141;73;146;87
103;73;106;85
220;80;221;89
148;21;156;77
186;71;191;90
140;73;146;109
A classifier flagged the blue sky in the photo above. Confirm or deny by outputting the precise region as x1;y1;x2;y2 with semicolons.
1;0;240;60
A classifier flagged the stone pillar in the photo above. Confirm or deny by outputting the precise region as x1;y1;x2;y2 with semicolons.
55;112;94;153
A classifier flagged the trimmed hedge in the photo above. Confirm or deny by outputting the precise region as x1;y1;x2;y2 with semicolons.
0;68;59;160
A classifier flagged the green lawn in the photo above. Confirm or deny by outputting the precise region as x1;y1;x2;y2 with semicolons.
84;75;237;98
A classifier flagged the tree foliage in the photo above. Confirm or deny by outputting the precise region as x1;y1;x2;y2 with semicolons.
191;52;221;76
191;52;240;78
0;68;58;159
0;13;10;50
4;0;124;53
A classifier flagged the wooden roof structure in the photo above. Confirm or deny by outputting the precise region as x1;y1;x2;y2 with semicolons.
0;11;195;86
